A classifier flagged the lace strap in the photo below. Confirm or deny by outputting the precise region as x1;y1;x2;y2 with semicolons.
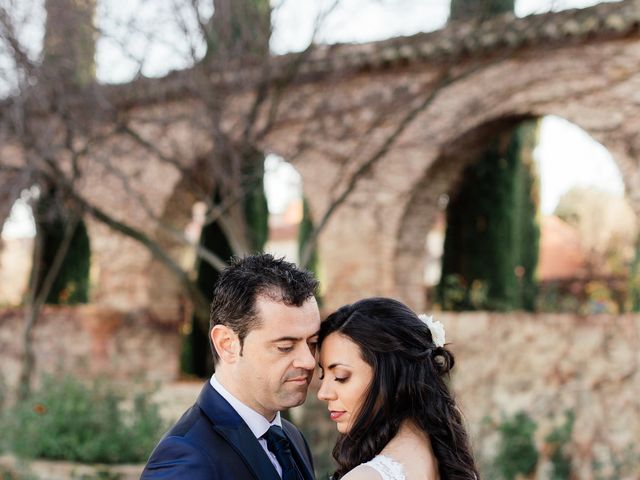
362;455;405;480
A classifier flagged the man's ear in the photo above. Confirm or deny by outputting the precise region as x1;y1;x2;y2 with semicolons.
210;325;241;363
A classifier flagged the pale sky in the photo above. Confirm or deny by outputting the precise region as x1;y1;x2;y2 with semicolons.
0;0;625;238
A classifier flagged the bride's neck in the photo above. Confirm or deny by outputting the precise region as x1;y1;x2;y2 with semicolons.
385;420;440;478
390;420;434;449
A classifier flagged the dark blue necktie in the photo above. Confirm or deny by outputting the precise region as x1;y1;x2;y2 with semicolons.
263;425;300;480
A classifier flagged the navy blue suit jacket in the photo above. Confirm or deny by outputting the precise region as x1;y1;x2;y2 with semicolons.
141;382;315;479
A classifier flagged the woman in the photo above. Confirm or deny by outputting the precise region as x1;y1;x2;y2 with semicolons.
317;297;478;480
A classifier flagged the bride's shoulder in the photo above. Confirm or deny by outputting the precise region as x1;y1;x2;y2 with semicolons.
341;464;384;480
341;455;405;480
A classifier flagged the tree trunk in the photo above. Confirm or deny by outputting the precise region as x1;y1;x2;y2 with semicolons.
18;214;79;399
449;0;514;22
43;0;96;87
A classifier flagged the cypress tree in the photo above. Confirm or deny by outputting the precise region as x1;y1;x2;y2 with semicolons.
438;121;540;311
243;149;270;253
298;198;318;273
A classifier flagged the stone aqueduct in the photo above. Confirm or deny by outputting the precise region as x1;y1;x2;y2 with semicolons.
4;0;640;317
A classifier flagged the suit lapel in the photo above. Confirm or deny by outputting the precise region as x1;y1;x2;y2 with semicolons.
282;422;315;480
196;383;280;480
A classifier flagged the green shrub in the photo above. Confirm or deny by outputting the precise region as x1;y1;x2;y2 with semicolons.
3;375;167;464
546;410;575;480
494;411;539;480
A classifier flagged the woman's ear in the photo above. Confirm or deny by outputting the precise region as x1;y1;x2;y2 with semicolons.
210;325;241;364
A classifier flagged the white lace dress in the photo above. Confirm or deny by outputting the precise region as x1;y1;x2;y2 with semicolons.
360;455;405;480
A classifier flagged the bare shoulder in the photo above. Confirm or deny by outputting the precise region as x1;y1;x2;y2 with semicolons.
341;465;384;480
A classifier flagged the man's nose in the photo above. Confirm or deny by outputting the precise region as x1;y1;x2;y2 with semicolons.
294;343;316;370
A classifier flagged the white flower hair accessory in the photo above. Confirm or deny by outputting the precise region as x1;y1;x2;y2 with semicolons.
418;314;446;348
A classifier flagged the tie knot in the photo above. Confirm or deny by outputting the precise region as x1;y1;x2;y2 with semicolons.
263;425;300;479
263;425;290;452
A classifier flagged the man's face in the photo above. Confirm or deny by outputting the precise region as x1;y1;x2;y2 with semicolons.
228;295;321;420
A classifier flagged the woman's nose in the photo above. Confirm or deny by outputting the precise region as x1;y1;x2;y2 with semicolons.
317;380;335;401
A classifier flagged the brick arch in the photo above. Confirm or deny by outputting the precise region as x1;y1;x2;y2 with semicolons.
393;114;633;312
145;175;203;323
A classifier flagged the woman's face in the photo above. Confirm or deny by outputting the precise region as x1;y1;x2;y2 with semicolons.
317;332;374;433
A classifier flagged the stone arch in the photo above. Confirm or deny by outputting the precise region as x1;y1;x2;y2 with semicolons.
145;171;206;323
393;113;634;312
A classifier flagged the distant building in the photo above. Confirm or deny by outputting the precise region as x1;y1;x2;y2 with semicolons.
538;215;588;281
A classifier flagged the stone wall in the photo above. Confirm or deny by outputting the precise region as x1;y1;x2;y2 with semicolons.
1;307;638;477
440;312;640;479
0;305;181;391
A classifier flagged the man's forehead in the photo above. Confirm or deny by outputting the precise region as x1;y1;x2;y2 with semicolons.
254;293;317;310
252;295;319;332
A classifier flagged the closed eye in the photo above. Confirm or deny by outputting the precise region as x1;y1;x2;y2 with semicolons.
278;346;294;353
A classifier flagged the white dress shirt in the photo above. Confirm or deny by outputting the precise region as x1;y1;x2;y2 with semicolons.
210;374;284;477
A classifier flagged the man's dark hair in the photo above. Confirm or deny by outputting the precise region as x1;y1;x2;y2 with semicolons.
209;253;319;363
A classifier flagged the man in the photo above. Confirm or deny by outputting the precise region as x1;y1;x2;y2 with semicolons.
142;254;320;479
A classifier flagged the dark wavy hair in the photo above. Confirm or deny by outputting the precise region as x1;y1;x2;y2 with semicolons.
318;297;479;480
209;254;318;364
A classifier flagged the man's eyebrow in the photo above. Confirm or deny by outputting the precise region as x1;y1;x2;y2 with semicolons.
271;331;320;343
271;336;300;343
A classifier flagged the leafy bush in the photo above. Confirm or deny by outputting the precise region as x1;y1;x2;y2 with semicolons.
3;375;167;464
546;410;575;480
494;411;539;480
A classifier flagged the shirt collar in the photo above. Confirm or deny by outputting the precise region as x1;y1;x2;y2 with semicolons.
210;374;282;439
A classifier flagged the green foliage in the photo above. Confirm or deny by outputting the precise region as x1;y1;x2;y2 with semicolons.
546;411;575;480
0;375;6;454
438;120;540;311
243;153;269;253
438;274;488;311
536;282;581;313
33;208;91;305
2;375;167;464
628;235;640;311
0;373;6;414
298;198;319;271
494;411;539;480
